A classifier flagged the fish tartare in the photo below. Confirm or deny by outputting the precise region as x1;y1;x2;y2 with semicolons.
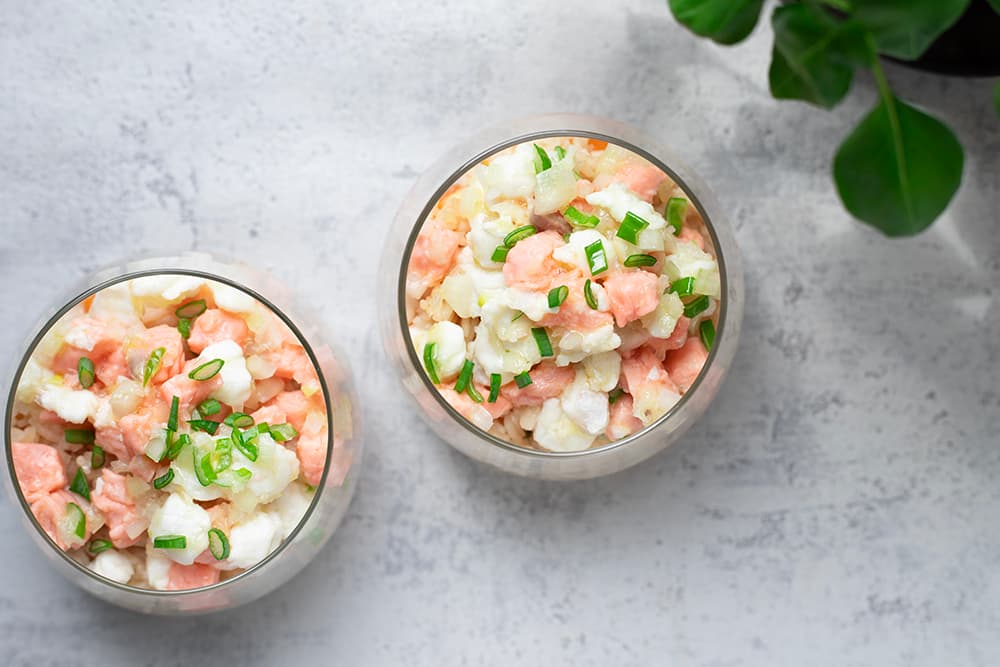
9;275;330;590
406;138;721;452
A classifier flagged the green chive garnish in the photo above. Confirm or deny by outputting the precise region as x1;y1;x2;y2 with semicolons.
208;528;230;560
608;387;625;404
64;428;95;445
514;372;532;388
503;225;537;248
153;535;187;549
188;358;224;381
616;211;650;245
69;468;91;501
196;398;221;416
584;240;608;275
553;145;566;160
167;396;179;432
142;347;166;387
234;468;253;481
88;539;113;554
66;502;86;539
224;412;254;429
564;205;600;228
454;360;475;394
683;295;710;318
77;357;95;389
232;429;259;462
422;342;440;384
547;285;569;308
511;311;524;322
624;253;657;268
194;449;216;486
531;328;553;357
174;299;207;319
177;318;192;339
188;419;219;435
270;423;299;442
584;279;599;310
467;383;484;403
213;438;233;473
533;144;552;173
700;319;716;351
488;373;502;403
165;432;190;460
152;468;174;490
491;245;509;263
668;276;696;296
91;445;105;469
666;197;687;235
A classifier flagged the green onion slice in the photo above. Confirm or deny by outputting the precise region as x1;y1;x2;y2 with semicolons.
422;342;440;384
232;429;259;462
174;299;207;319
165;432;190;460
608;387;625;404
196;398;221;416
454;360;475;394
213;438;233;473
167;395;179;432
152;468;175;490
88;538;113;554
77;357;95;389
194;449;217;486
488;373;502;403
142;347;166;387
533;144;552;173
188;358;224;381
503;225;537;248
616;211;650;245
234;468;253;481
224;412;254;429
514;372;532;388
666;197;687;235
683;294;710;318
700;319;716;351
584;279;599;310
623;253;657;268
66;502;86;539
553;145;566;160
547;285;569;308
531;327;554;357
153;534;187;549
69;468;91;501
668;276;696;296
564;206;600;228
208;528;230;560
188;419;220;435
91;445;105;469
270;423;299;442
64;428;95;445
584;240;608;275
177;318;192;340
491;245;509;263
467;383;484;403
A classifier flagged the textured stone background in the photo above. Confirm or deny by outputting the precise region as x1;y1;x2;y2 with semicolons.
1;1;998;665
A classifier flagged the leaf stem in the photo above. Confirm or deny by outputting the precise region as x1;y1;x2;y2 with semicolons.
870;49;914;223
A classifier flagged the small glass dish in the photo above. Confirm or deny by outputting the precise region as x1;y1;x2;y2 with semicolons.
2;253;362;614
378;114;744;480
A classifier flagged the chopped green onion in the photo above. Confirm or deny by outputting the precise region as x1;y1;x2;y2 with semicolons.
503;225;537;248
196;398;221;416
514;372;532;388
165;432;190;460
584;240;608;275
88;539;113;554
564;205;600;228
624;253;657;268
668;276;696;296
142;347;166;387
188;358;224;381
224;412;254;429
422;342;440;384
270;423;299;442
174;299;207;319
666;197;687;235
194;449;216;486
177;317;192;339
69;468;91;501
491;245;510;263
153;535;187;549
167;396;179;432
531;327;554;357
208;528;230;560
232;429;258;462
553;145;566;160
684;295;710;318
64;428;95;445
617;211;650;245
467;383;484;403
533;144;552;173
213;438;233;473
584;279;599;310
488;373;502;403
608;387;625;404
91;446;105;469
547;285;569;308
77;357;95;389
153;468;174;490
454;360;475;394
234;468;252;481
700;319;716;351
66;502;86;539
188;419;220;435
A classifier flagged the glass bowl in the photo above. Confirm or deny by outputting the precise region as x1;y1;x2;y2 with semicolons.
378;113;744;480
2;253;362;614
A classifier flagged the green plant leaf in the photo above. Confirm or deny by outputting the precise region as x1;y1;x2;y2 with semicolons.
769;4;872;109
834;94;964;236
668;0;764;45
995;81;1000;117
851;0;971;60
988;0;1000;13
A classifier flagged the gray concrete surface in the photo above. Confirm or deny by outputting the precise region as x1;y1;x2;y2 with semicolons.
1;1;999;665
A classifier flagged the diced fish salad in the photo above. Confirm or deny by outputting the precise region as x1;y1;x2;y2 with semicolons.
406;138;721;452
9;275;332;590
